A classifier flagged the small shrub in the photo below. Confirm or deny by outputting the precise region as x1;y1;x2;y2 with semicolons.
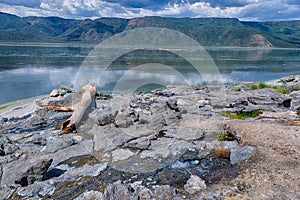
258;82;271;89
250;85;258;90
213;148;231;158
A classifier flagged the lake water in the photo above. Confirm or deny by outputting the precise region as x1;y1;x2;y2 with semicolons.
0;43;300;104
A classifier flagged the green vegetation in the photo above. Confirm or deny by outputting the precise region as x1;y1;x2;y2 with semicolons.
274;86;292;94
218;132;235;141
0;12;300;47
249;82;292;94
258;82;271;89
250;85;258;90
234;87;241;92
225;110;260;120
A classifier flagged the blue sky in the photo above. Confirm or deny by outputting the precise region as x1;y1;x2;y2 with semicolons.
0;0;299;21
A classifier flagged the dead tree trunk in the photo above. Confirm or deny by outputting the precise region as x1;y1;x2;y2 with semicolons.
43;84;96;132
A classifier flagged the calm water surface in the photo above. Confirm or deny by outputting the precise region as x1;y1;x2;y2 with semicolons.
0;43;299;104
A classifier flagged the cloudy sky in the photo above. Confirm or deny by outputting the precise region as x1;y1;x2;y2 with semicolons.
0;0;299;21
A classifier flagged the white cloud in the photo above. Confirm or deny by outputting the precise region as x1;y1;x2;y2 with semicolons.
0;0;299;21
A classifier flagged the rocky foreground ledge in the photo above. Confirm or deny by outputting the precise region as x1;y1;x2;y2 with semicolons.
0;76;299;199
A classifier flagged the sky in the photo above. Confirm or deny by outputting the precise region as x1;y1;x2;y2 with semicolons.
0;0;299;21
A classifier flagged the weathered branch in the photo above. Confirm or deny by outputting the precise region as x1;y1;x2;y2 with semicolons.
42;105;74;112
43;84;96;132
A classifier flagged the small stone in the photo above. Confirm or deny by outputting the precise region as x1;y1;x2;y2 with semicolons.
230;145;255;165
49;89;59;97
184;175;206;194
74;190;103;200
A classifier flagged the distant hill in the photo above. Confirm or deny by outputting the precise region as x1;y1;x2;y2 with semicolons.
0;12;299;47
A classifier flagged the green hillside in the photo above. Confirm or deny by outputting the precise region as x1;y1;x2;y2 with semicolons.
0;12;299;47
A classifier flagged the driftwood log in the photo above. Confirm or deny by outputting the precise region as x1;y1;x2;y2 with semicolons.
43;84;96;132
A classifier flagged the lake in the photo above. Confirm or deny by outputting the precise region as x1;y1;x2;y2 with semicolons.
0;43;300;105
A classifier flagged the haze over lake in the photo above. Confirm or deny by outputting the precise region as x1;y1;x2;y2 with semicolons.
0;43;299;105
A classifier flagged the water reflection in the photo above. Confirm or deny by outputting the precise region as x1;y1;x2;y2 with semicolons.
0;67;78;104
0;44;300;104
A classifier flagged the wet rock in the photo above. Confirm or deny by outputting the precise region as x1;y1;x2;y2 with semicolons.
46;135;77;153
184;175;206;194
15;159;53;187
74;190;103;200
230;145;255;165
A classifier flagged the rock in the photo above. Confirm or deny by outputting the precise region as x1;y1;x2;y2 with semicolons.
98;112;117;126
164;110;182;125
103;180;131;200
166;98;179;112
50;89;59;97
90;108;117;126
46;135;77;153
111;149;135;162
279;98;292;108
230;145;255;165
0;187;15;200
184;175;206;194
74;190;103;200
124;136;152;150
114;110;134;128
152;185;175;199
168;127;204;141
0;136;19;156
147;114;166;130
0;165;2;185
53;163;107;181
92;126;133;153
15;159;53;187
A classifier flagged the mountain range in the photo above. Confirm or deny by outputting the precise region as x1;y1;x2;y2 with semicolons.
0;12;299;48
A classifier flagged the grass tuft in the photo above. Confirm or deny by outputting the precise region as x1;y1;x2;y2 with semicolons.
225;110;260;120
258;82;271;89
250;85;258;90
274;86;292;94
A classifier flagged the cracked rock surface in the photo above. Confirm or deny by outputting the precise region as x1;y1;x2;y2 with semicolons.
0;76;299;199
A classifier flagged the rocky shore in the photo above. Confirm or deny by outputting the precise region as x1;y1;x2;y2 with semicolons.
0;75;299;199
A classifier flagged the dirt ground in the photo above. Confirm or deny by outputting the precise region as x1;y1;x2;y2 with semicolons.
219;120;300;200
